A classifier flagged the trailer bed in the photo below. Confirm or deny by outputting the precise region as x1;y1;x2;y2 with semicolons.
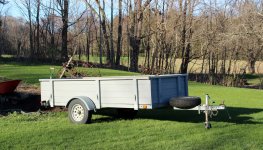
40;74;188;110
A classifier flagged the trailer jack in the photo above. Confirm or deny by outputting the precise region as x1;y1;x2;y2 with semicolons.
174;94;229;129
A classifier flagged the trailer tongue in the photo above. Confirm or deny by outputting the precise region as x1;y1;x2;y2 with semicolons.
172;94;227;129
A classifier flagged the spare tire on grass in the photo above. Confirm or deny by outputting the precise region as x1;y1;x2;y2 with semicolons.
169;96;201;109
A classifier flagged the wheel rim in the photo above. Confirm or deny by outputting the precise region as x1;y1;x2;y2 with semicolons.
71;104;85;122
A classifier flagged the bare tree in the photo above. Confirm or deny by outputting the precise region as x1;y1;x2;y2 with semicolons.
241;1;263;74
115;0;123;66
179;0;196;73
36;0;40;58
94;0;111;65
0;0;8;4
56;0;69;61
1;0;263;88
0;0;7;32
129;0;152;71
15;0;34;59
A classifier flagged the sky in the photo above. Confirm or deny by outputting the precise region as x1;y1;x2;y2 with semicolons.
0;1;23;17
0;0;118;19
1;0;229;19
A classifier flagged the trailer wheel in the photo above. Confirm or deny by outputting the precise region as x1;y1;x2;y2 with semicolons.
169;96;201;109
68;99;92;124
117;108;138;119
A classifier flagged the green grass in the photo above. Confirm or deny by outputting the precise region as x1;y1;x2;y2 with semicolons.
0;61;139;85
0;62;263;149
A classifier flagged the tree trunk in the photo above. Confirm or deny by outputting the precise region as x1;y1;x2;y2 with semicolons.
98;7;103;65
49;0;55;62
248;59;256;74
115;0;123;66
61;0;69;61
180;42;191;73
129;0;141;72
247;49;256;74
110;0;115;66
179;0;187;73
27;0;34;60
86;28;90;62
85;14;90;62
129;37;140;72
220;47;227;75
129;0;149;72
101;0;110;64
36;0;40;58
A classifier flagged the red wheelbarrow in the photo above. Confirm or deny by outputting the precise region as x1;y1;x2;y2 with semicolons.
0;80;41;112
0;80;21;95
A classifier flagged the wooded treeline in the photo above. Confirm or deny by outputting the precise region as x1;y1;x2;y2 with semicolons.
0;0;263;79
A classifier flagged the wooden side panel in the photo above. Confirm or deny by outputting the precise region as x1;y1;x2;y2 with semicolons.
53;80;97;106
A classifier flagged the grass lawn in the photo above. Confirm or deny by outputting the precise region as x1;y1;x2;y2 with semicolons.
0;61;138;85
0;62;263;149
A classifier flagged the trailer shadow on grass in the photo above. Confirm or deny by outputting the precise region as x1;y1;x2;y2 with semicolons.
138;107;263;124
0;94;41;116
94;107;263;124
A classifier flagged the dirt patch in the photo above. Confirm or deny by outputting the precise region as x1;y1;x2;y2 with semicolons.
16;84;40;95
0;84;68;116
41;107;67;113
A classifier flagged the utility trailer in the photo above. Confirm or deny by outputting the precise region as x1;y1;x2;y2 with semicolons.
40;74;226;128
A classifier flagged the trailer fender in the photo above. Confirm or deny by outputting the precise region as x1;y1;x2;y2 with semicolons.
66;96;96;112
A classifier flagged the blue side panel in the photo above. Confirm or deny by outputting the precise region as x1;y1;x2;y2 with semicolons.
151;79;159;105
150;75;188;108
159;77;178;101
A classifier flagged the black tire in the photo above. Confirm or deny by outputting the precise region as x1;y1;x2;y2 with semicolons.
68;99;92;124
205;122;212;129
169;96;201;109
117;108;138;119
